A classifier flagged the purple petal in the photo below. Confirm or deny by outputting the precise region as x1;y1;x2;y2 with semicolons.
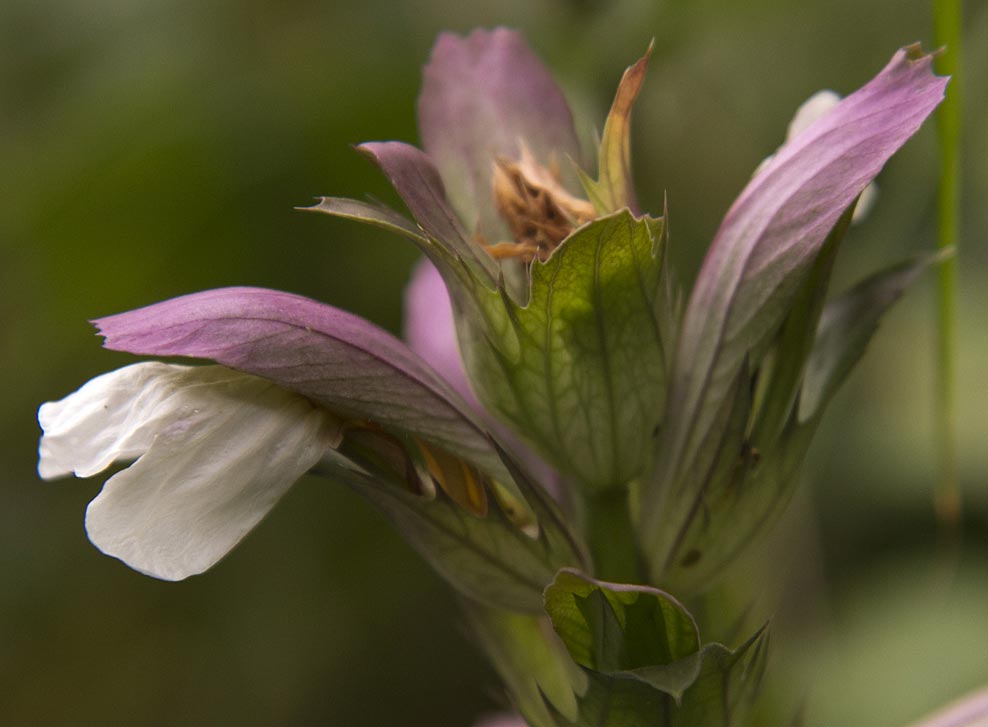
664;45;946;473
403;256;477;406
93;287;501;474
359;141;497;282
417;28;582;237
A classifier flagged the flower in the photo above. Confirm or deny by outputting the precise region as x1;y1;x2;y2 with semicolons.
38;287;586;608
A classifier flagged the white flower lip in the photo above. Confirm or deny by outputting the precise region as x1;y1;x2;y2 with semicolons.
38;362;340;581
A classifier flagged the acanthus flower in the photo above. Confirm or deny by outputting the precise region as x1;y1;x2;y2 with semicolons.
38;28;947;727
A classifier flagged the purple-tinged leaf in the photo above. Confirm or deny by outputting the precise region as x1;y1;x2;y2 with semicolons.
93;286;503;476
747;205;852;450
417;28;582;238
299;196;429;246
641;46;947;564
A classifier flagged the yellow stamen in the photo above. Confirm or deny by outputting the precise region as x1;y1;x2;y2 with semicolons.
417;439;489;517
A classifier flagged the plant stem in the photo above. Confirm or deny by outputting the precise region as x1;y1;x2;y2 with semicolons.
585;485;642;584
933;0;962;531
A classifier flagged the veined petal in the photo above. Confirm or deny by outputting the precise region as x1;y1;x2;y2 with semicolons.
92;286;505;478
39;363;338;580
417;28;582;237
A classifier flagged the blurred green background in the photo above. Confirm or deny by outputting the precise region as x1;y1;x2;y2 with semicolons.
2;0;985;724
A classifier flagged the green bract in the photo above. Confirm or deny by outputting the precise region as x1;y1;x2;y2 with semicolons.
458;210;674;491
542;570;767;726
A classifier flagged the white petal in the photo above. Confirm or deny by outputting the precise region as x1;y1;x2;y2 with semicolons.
39;362;236;479
851;178;878;223
41;363;340;580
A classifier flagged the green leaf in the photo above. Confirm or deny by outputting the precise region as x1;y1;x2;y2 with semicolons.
799;251;944;422
546;640;768;727
544;570;768;726
459;210;671;491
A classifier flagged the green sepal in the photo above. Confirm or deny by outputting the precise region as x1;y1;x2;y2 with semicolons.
650;411;816;595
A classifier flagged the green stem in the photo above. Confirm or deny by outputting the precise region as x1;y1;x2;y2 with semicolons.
585;486;642;584
933;0;962;530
